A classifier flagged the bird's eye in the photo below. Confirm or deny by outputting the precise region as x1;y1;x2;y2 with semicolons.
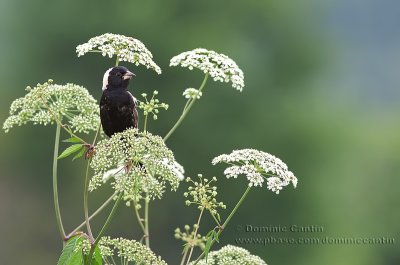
116;72;122;77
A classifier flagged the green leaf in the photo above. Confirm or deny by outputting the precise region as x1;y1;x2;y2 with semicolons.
83;245;102;265
57;236;84;265
72;147;85;161
216;213;221;223
58;144;83;159
63;137;82;143
204;231;215;262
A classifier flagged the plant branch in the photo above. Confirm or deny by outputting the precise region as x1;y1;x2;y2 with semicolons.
84;160;94;242
88;192;123;264
163;74;208;142
185;208;204;265
68;191;118;237
144;196;150;248
133;201;146;234
192;186;252;264
53;123;66;241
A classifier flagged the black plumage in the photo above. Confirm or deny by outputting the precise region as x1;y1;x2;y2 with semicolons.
100;66;139;137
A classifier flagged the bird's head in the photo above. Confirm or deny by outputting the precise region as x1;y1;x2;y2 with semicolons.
102;66;135;91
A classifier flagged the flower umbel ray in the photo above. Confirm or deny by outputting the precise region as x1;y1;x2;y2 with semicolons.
212;149;298;194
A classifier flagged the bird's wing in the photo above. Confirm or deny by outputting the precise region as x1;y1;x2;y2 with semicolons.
128;91;139;129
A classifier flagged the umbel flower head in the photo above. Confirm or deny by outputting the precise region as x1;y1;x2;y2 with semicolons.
79;237;167;265
190;245;267;265
3;80;100;133
89;128;184;200
170;48;245;91
174;225;207;250
76;33;162;74
184;174;226;215
212;149;298;194
183;88;202;99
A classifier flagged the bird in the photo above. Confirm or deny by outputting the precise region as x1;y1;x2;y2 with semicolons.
100;66;139;137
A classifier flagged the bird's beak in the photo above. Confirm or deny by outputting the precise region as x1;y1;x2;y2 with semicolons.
123;71;135;80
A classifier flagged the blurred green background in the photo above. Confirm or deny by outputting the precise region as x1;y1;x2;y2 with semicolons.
1;0;399;264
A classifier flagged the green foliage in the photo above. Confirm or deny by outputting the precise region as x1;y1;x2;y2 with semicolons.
83;245;102;265
57;236;84;265
58;144;84;160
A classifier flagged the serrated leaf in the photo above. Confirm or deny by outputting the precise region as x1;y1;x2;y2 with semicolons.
83;245;102;265
63;137;82;143
58;144;83;159
57;236;84;265
72;147;85;161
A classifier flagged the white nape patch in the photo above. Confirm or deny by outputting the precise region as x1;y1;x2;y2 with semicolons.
102;68;113;91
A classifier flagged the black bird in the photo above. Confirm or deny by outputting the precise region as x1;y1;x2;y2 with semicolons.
100;66;139;137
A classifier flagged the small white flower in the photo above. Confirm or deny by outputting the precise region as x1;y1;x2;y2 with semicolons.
76;33;162;74
212;149;297;194
190;245;267;265
183;88;202;99
3;80;100;134
97;237;167;265
170;48;244;91
90;129;184;200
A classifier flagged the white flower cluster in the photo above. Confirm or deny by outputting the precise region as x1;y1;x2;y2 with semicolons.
3;80;100;134
90;129;184;200
183;88;203;99
94;237;167;265
174;225;207;250
212;149;297;194
184;174;226;215
190;245;267;265
76;33;162;74
170;48;244;91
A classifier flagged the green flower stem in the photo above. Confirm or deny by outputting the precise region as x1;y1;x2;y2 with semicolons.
210;212;222;227
88;192;123;264
144;196;150;248
192;186;252;265
144;115;148;132
53;123;66;241
133;201;146;235
83;124;101;243
68;191;118;236
180;246;190;265
84;160;94;242
185;208;204;265
163;74;208;142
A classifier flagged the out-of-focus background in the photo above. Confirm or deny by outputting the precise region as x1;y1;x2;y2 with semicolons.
1;0;399;264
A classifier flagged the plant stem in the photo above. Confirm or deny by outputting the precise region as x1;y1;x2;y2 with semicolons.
180;246;190;265
185;208;204;265
115;56;119;67
144;115;148;132
84;160;94;242
68;192;118;236
88;192;123;264
53;123;66;241
144;196;150;248
83;124;101;242
192;186;252;265
163;74;208;142
133;201;146;234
